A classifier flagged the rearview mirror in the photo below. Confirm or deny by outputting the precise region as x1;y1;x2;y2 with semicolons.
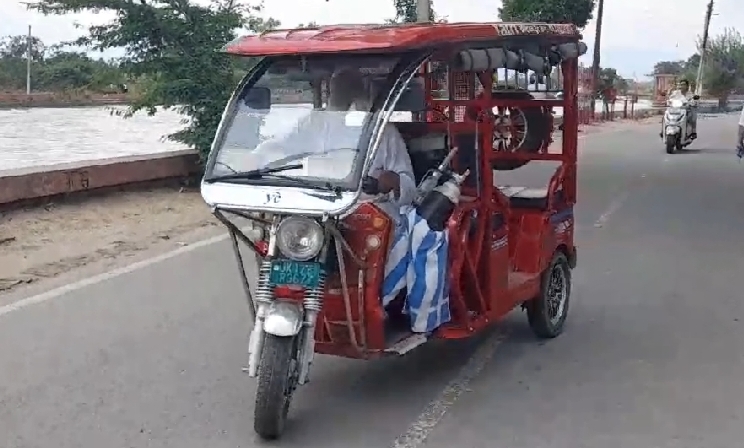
241;86;271;110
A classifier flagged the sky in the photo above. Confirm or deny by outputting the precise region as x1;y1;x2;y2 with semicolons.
3;0;743;79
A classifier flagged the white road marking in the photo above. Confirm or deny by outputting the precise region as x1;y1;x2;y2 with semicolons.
0;232;232;319
593;190;631;228
390;330;509;448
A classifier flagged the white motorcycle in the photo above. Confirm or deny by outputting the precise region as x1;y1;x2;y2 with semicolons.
661;95;699;154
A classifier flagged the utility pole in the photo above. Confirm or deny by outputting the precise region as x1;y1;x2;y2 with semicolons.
695;0;714;95
26;24;32;95
416;0;430;23
589;0;605;114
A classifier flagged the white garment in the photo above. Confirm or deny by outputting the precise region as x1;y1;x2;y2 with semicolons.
668;89;693;100
739;106;744;127
367;123;416;223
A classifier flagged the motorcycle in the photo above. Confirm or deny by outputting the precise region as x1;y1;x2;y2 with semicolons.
661;95;699;154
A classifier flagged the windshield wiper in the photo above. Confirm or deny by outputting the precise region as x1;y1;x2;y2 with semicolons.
205;163;304;183
205;163;343;199
267;147;358;168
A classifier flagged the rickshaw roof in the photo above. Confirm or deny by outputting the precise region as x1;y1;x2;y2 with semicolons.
224;22;582;57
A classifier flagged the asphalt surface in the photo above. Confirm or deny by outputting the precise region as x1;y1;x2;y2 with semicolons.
3;114;744;448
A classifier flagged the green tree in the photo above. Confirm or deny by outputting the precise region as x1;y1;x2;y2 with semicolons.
650;60;685;75
0;35;47;91
597;67;628;94
0;35;46;61
686;53;701;70
29;0;279;161
393;0;435;23
36;52;96;90
695;28;744;107
498;0;596;28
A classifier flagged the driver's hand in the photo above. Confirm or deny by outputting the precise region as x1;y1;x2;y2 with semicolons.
361;176;380;195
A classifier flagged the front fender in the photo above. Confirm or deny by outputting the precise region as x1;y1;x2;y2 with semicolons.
263;301;304;337
665;125;681;135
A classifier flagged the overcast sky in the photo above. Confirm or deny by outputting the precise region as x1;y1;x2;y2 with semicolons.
3;0;742;78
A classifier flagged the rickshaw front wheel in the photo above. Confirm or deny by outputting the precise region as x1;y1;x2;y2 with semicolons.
527;252;571;338
665;135;676;154
254;334;299;440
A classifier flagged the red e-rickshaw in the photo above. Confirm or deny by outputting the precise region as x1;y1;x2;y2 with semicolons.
201;21;585;440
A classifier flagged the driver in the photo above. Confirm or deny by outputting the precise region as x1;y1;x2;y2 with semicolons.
327;69;417;221
334;70;449;335
668;79;698;138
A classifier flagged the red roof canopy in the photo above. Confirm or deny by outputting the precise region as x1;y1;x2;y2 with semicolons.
224;22;582;57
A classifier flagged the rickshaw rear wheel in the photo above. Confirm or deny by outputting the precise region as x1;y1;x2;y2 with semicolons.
254;334;299;440
527;252;571;338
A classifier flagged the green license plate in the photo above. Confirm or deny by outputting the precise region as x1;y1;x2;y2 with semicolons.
268;260;321;288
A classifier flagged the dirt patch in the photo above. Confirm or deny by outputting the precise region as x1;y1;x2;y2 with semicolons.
0;187;218;294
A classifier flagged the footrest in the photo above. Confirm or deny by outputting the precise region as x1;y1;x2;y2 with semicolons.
384;333;428;355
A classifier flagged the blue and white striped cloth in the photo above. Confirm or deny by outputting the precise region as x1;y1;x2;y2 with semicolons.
381;207;451;333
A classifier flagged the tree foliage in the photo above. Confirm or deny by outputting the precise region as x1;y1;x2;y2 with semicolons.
498;0;596;29
393;0;435;23
697;28;744;103
0;34;127;92
0;35;46;61
650;29;744;105
651;60;686;76
28;0;279;160
597;67;628;95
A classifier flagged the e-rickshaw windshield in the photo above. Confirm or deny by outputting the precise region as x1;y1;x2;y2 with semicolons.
206;54;406;190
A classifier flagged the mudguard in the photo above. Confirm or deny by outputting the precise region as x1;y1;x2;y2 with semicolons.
263;301;304;337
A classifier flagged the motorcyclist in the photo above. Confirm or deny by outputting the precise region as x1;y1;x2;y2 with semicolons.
667;79;698;138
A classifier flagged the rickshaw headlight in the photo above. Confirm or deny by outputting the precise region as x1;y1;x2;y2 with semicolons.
275;217;324;261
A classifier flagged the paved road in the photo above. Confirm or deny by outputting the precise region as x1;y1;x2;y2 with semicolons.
3;114;744;448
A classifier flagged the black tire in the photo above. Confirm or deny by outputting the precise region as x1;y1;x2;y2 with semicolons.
527;252;571;338
665;135;676;154
254;334;298;440
489;90;550;171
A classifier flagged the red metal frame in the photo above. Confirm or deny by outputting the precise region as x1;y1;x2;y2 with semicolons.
312;57;578;358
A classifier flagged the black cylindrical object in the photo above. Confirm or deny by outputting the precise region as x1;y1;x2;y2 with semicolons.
416;187;456;232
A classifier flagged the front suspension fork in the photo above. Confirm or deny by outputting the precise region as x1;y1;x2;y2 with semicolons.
245;264;325;386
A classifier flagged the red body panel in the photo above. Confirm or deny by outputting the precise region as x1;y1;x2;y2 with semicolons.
225;22;581;57
314;203;391;357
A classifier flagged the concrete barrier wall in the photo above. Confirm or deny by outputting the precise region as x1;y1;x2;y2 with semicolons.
0;150;200;207
0;93;130;109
